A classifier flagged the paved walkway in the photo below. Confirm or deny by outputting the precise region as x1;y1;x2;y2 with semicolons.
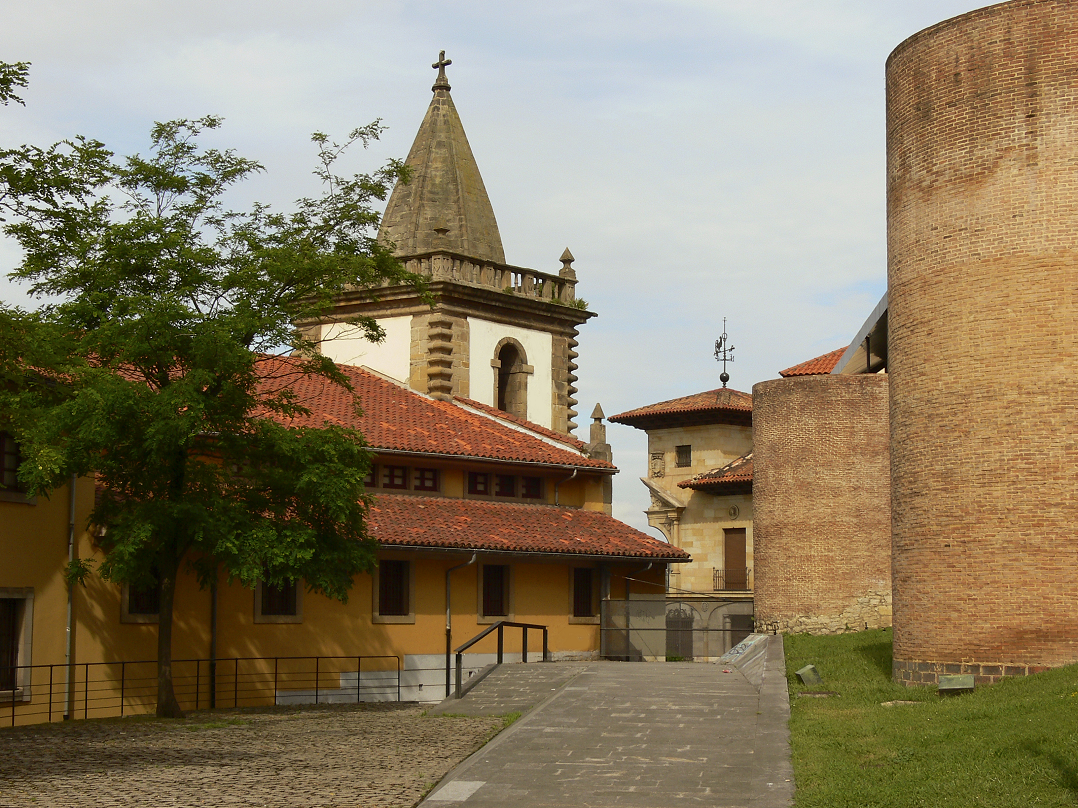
421;636;794;807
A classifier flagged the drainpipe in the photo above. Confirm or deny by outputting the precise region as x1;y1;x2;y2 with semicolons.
445;552;477;698
554;469;578;506
209;574;218;708
64;474;77;719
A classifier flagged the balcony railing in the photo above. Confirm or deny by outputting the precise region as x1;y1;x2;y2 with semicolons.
713;568;750;591
398;252;580;306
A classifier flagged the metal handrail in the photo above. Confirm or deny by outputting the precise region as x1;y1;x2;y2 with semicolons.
453;621;549;699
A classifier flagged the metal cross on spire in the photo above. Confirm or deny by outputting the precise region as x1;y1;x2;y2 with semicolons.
714;318;735;388
432;50;452;91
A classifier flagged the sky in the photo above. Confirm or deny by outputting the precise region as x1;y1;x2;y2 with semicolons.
1;0;987;535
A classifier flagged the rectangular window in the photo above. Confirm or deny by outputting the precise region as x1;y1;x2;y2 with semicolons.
121;568;160;623
521;476;543;500
467;472;490;496
379;560;410;616
0;600;18;692
1;432;23;493
414;468;439;492
260;579;298;617
127;581;160;616
675;445;692;468
382;465;408;489
364;464;378;488
494;474;516;497
482;565;509;617
254;575;303;623
0;589;33;699
572;568;595;618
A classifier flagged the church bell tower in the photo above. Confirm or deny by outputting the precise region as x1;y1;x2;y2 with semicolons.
315;51;593;435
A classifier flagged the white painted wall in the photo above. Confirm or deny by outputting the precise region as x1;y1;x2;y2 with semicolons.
468;317;553;429
320;316;412;382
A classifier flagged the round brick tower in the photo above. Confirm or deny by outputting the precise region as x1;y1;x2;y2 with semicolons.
888;0;1078;685
753;374;891;635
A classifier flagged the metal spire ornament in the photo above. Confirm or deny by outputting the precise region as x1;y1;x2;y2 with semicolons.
714;318;735;388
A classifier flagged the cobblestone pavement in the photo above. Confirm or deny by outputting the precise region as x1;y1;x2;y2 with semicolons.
0;703;504;808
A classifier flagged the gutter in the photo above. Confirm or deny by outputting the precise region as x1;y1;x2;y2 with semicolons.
369;447;617;475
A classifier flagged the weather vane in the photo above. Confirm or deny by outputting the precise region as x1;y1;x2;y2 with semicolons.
714;318;734;388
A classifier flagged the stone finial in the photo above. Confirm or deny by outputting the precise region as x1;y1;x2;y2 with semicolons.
559;248;576;280
589;403;608;452
432;50;452;92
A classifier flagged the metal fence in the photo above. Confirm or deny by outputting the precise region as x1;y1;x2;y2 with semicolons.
600;598;754;661
0;654;401;727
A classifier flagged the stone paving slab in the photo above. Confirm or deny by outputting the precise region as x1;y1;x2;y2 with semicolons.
0;703;503;808
422;638;794;808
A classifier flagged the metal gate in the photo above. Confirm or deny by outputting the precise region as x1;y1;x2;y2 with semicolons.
600;598;754;661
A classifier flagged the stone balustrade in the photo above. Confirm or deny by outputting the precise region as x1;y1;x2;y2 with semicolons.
400;251;578;305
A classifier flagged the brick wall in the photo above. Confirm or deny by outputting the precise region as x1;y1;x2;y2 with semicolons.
888;0;1078;684
752;375;891;634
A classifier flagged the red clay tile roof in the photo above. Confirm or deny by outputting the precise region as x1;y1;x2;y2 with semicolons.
609;387;752;430
778;348;846;378
454;397;587;451
369;494;689;560
257;356;614;471
678;452;753;492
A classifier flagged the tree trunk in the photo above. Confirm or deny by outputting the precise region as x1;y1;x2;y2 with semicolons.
156;552;184;718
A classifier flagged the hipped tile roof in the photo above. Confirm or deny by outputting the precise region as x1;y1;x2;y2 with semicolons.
258;356;613;471
369;494;689;560
678;452;753;492
454;397;587;451
778;348;846;378
609;387;752;430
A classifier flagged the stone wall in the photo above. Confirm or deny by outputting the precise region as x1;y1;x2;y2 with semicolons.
887;0;1078;683
752;374;891;635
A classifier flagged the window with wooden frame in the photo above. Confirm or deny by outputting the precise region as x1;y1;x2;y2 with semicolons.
0;589;33;701
364;464;378;488
675;445;692;468
121;568;160;624
377;560;411;619
413;468;439;492
569;568;600;623
481;564;511;620
382;465;408;489
467;472;490;496
521;476;543;500
254;576;302;623
494;474;516;498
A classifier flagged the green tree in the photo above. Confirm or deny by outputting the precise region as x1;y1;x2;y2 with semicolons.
0;80;419;716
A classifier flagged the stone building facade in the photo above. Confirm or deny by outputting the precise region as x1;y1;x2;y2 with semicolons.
610;389;755;637
304;55;591;435
752;374;891;635
885;0;1078;685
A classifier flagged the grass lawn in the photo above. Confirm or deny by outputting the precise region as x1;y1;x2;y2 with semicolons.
784;628;1078;807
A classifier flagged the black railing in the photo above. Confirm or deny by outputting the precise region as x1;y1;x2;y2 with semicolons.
0;654;401;727
453;621;549;699
713;567;750;591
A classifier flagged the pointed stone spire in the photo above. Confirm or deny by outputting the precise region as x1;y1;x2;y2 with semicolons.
378;51;506;264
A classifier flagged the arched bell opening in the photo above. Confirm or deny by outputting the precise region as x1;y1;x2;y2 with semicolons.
492;338;531;420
